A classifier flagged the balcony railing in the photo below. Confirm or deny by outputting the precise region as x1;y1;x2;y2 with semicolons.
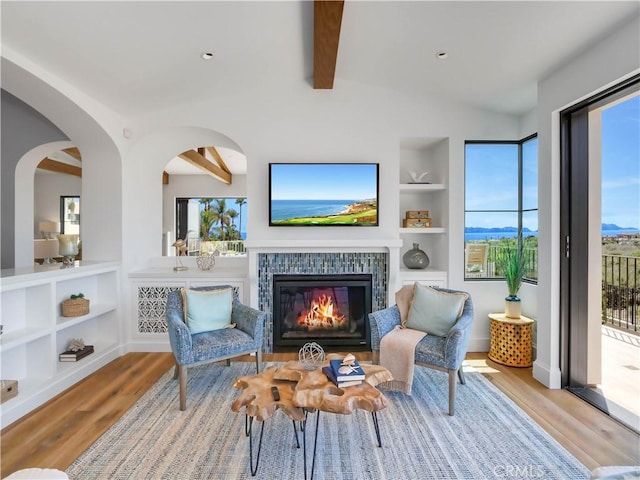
466;246;639;335
602;254;639;334
467;244;538;282
187;239;246;257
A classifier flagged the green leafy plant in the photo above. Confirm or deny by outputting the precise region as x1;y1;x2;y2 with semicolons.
70;293;84;299
496;244;526;299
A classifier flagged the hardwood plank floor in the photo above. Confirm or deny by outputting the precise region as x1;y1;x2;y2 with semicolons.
1;351;639;478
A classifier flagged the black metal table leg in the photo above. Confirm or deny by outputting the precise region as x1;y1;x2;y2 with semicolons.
292;420;300;448
246;415;266;476
371;411;382;447
302;410;321;480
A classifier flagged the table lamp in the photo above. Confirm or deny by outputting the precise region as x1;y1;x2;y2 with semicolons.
34;238;60;264
39;221;59;239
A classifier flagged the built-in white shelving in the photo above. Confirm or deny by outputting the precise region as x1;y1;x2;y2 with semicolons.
398;137;450;286
398;183;446;192
0;262;121;429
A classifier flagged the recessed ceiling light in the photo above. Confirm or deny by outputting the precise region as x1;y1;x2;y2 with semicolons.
436;52;448;60
200;52;214;60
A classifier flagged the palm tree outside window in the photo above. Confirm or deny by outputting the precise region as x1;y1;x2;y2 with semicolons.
176;197;247;256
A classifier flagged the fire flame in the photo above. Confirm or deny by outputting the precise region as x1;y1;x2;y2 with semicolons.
297;294;346;329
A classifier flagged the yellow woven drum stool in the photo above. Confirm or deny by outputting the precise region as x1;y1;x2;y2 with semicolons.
488;313;534;367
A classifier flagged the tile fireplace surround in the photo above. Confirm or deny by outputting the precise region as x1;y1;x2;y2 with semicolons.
254;251;389;353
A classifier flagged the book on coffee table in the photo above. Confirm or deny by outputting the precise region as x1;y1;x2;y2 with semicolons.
322;366;362;388
329;359;366;382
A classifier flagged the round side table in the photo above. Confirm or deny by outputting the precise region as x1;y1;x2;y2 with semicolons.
488;313;534;367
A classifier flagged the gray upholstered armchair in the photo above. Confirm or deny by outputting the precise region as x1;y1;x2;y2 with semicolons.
166;285;265;410
368;287;474;415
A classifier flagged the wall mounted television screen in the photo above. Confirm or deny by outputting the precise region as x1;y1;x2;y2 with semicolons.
269;163;379;226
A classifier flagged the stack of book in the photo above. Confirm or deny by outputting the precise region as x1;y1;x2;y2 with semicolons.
59;345;94;362
323;357;366;388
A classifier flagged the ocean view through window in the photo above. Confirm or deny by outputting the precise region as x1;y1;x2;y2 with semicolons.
464;137;538;281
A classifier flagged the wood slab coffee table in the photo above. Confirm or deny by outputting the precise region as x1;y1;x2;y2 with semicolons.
232;354;392;479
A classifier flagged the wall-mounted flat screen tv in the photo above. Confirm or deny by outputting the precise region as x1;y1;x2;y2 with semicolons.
269;163;379;226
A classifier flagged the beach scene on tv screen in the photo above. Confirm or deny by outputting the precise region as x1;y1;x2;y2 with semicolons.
270;163;378;226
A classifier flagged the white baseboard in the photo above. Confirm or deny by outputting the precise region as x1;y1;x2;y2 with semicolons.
533;360;562;388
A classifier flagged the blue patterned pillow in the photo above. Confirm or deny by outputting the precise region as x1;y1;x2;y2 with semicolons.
181;288;233;334
406;283;467;336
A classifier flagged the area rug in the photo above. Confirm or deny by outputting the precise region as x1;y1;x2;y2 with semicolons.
66;362;590;480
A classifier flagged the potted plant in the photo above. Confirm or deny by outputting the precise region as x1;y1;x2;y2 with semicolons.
496;242;526;318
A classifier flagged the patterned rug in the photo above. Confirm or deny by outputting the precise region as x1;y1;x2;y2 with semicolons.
66;362;590;479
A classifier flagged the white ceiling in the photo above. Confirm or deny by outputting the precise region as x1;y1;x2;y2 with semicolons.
3;1;639;174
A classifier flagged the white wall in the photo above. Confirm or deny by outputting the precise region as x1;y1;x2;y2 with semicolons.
127;81;518;262
536;15;640;388
0;90;68;267
34;171;81;238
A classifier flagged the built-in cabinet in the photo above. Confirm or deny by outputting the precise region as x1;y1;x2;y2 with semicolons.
128;267;247;346
398;137;449;287
0;262;121;428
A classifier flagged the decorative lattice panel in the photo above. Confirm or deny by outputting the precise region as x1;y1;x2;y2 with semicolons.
137;286;181;333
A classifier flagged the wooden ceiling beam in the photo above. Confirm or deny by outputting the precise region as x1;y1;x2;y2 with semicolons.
205;146;231;174
38;158;82;177
313;0;344;89
62;147;82;161
162;171;169;185
178;149;232;184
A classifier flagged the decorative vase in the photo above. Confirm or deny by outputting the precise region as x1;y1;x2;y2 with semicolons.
505;295;522;319
57;234;79;266
403;243;430;269
196;253;216;271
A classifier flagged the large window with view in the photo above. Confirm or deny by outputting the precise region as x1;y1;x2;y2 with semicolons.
176;197;247;257
464;137;538;282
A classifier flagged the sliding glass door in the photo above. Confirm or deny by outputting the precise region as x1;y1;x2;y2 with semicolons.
560;75;640;432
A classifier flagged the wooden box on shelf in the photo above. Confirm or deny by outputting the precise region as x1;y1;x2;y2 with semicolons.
403;218;432;228
406;210;430;219
1;380;18;403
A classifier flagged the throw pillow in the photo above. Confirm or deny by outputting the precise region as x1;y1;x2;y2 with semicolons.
405;283;468;337
395;284;415;327
180;287;233;334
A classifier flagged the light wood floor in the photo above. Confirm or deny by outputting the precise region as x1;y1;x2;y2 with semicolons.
1;351;639;478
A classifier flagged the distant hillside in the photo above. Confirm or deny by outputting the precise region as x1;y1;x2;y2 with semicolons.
602;223;639;231
465;224;638;233
465;226;535;233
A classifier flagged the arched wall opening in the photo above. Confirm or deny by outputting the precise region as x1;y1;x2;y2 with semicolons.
122;126;246;270
14;141;77;267
2;57;123;269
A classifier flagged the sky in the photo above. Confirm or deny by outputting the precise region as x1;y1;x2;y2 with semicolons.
465;138;538;231
270;163;378;201
465;93;640;232
601;94;640;230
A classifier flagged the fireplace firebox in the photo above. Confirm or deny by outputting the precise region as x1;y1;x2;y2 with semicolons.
272;274;372;351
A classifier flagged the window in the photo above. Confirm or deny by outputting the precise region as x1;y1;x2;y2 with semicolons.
60;196;80;234
175;197;247;257
464;136;538;281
